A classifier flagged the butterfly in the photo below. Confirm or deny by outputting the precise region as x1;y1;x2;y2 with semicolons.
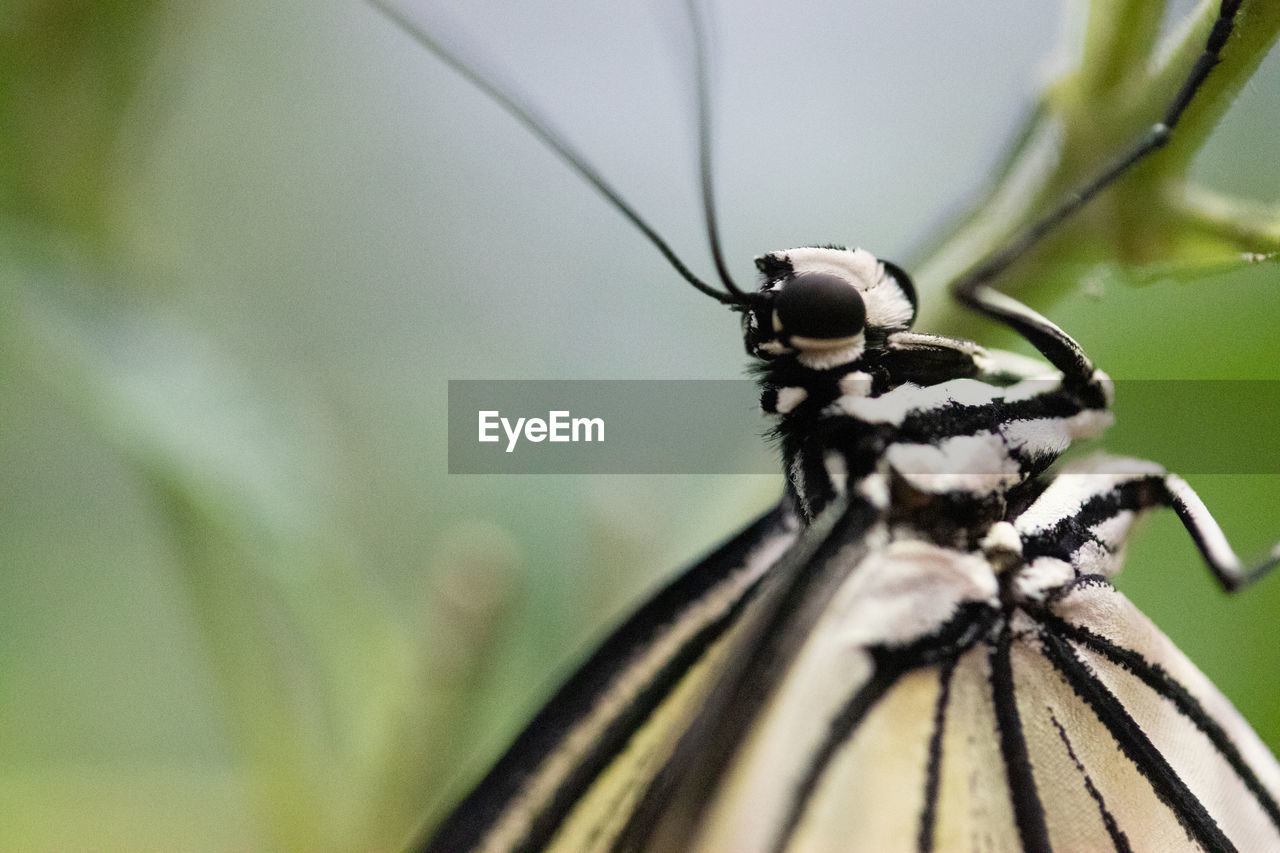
375;0;1280;849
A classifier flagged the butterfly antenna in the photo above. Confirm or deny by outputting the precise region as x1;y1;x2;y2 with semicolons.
369;0;746;307
686;0;749;301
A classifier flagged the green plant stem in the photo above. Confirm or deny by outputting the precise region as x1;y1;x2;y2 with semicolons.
913;0;1280;336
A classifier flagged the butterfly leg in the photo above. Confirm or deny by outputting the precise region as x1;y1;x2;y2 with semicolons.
1163;473;1280;592
1015;456;1280;593
949;0;1245;385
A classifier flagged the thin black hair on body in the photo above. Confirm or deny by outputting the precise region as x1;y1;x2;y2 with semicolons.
369;1;1280;851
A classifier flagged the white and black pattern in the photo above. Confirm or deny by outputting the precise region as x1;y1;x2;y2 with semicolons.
638;484;1280;852
376;0;1280;850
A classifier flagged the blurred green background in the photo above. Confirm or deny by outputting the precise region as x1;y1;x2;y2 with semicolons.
2;0;1279;849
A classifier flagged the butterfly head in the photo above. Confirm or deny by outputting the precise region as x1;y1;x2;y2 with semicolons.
742;247;917;370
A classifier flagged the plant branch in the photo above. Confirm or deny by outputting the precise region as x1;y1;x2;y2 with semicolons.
912;0;1280;334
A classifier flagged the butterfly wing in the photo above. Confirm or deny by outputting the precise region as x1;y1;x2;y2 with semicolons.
615;532;1280;852
418;498;806;853
421;498;1280;853
1021;580;1280;852
646;521;1005;853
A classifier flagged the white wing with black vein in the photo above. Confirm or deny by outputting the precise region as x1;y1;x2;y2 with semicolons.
417;499;801;853
1036;581;1280;851
420;499;1280;853
681;529;1006;853
673;556;1280;853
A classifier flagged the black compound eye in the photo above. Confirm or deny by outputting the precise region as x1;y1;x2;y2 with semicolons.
772;272;866;340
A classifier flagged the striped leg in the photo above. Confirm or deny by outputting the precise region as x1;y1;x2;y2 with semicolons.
1014;456;1280;593
1165;474;1280;592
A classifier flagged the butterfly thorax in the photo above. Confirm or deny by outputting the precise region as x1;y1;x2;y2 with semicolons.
745;247;1114;536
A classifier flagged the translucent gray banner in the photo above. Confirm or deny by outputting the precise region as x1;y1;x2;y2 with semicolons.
448;380;776;473
447;380;1280;475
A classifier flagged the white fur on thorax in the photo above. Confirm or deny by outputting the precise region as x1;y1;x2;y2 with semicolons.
886;431;1025;496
